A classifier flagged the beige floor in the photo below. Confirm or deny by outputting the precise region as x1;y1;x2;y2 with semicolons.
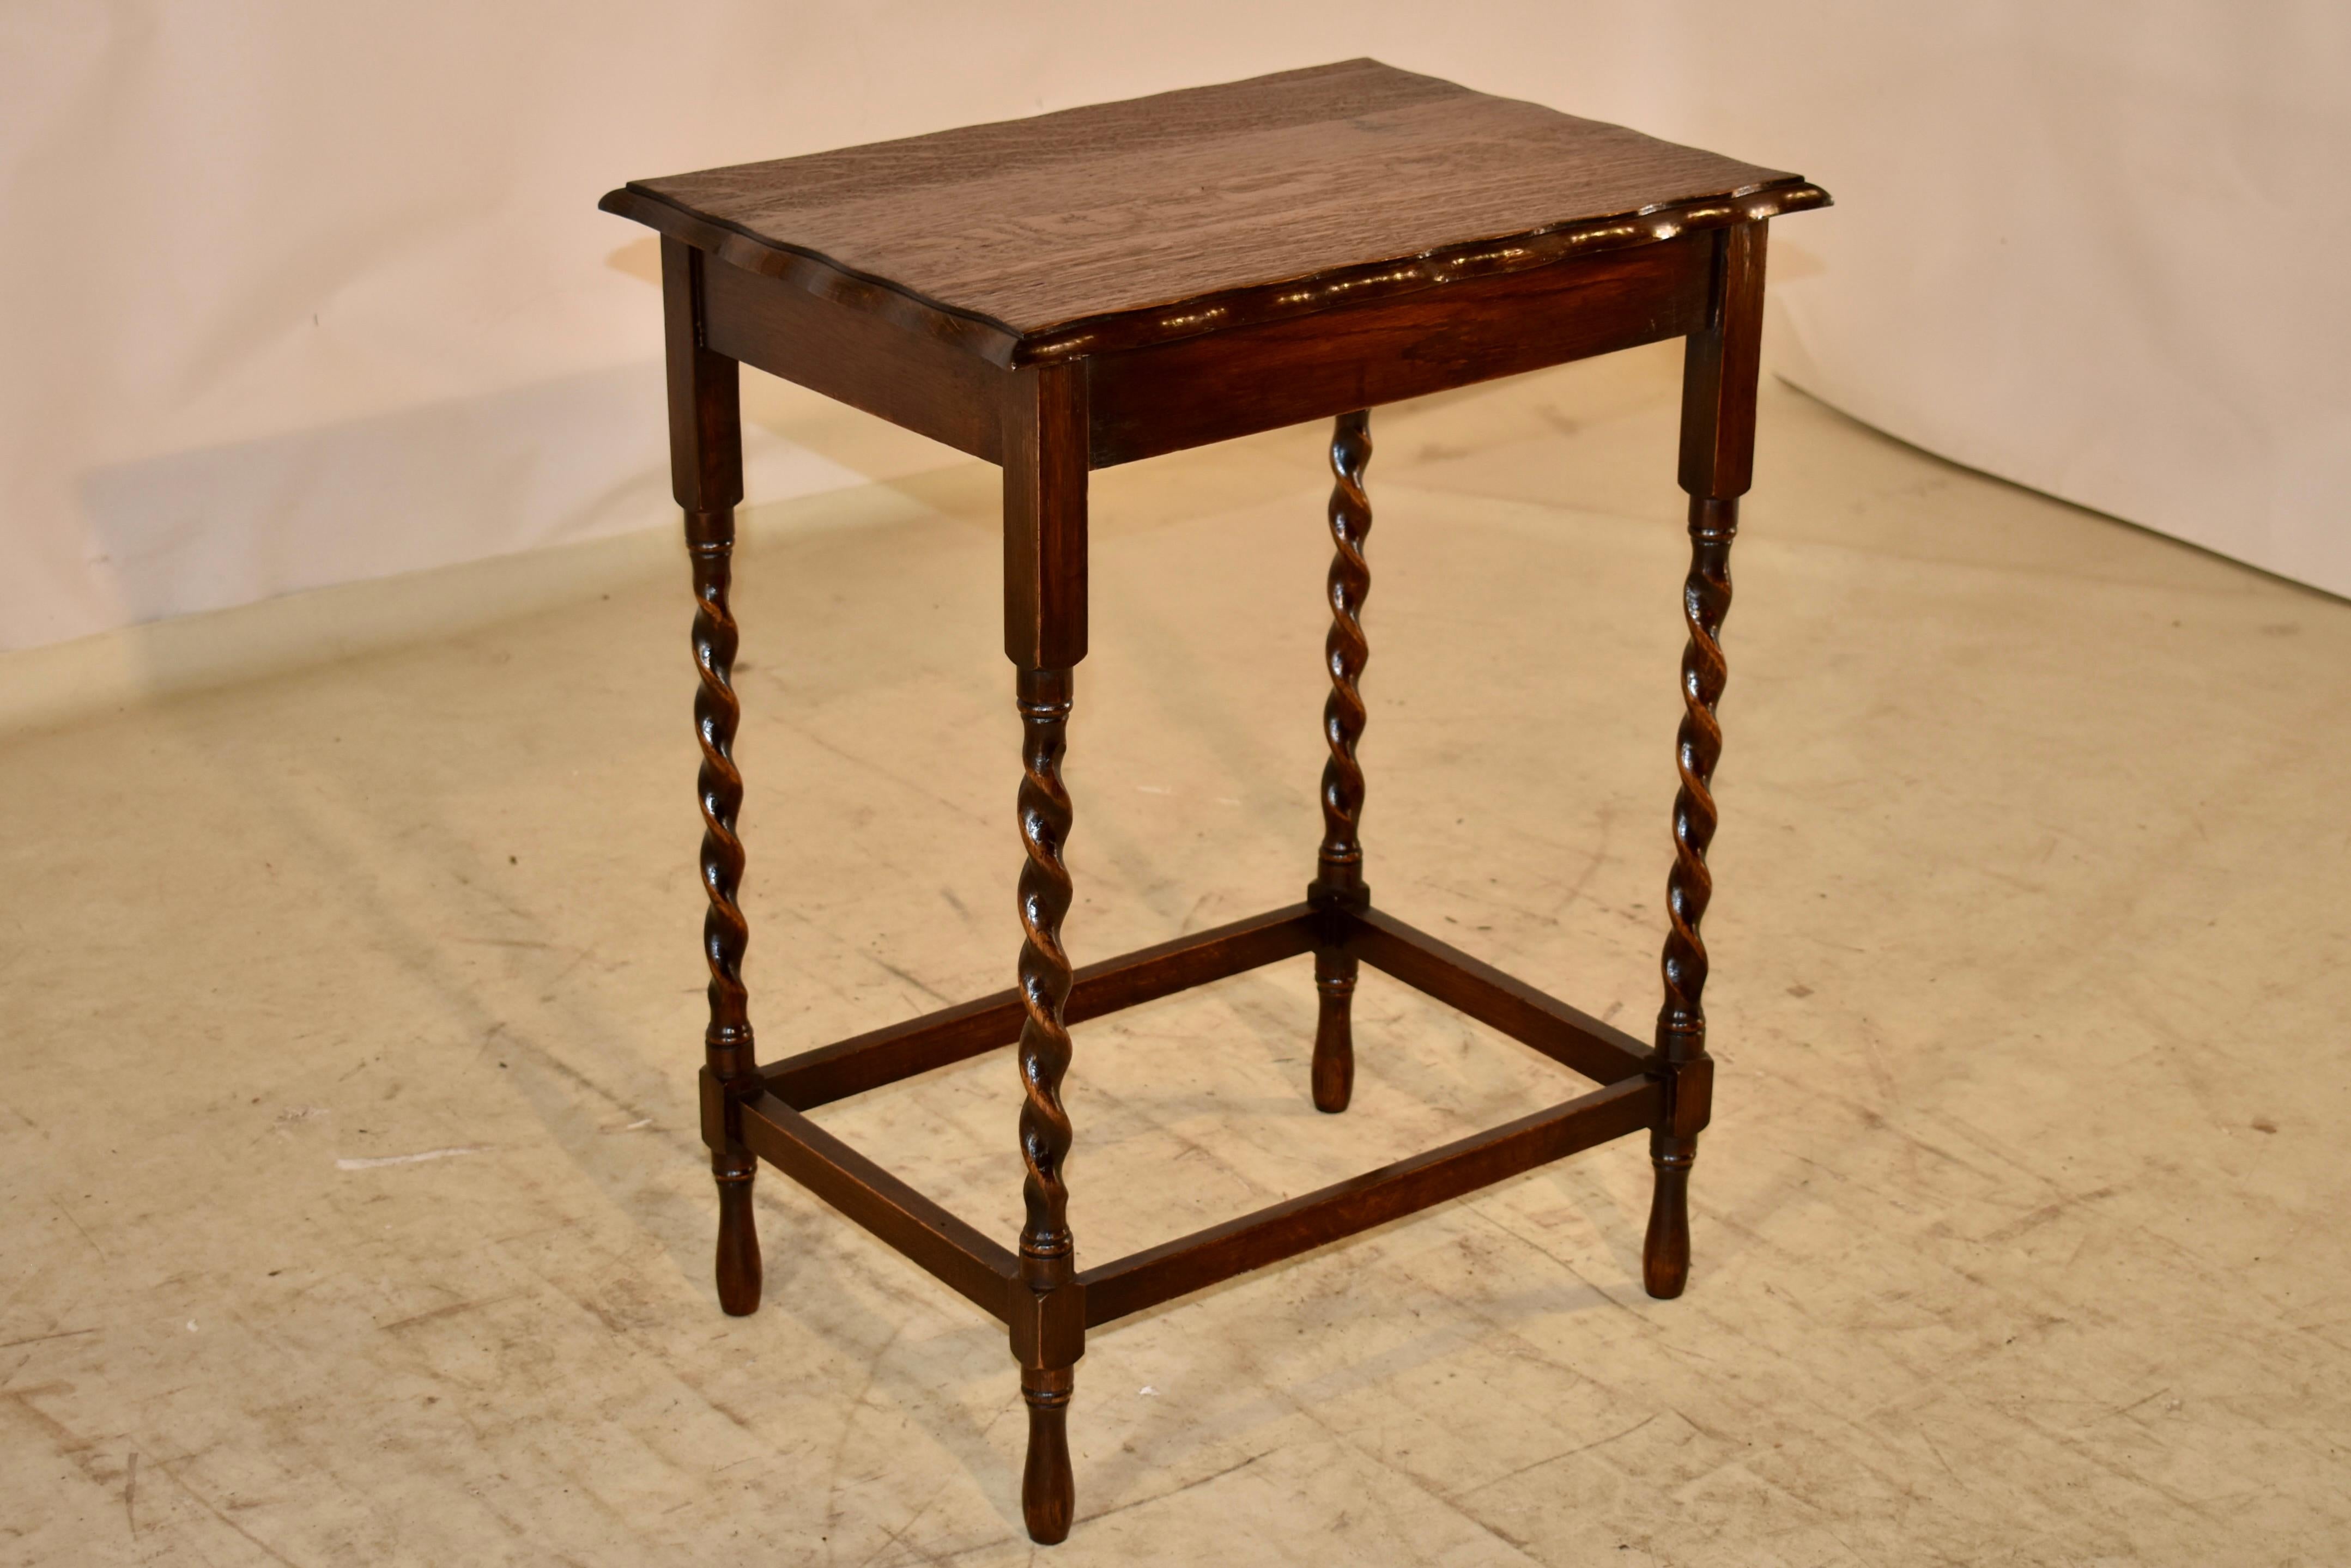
4;342;2348;1567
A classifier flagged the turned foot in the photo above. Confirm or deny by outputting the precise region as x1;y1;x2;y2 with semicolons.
1642;1139;1693;1299
1311;945;1356;1113
712;1151;763;1315
1020;1366;1076;1543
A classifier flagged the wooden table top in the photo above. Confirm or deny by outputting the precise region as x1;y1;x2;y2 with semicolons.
608;59;1823;355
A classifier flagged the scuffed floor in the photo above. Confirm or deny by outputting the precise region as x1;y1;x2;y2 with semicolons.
3;342;2347;1565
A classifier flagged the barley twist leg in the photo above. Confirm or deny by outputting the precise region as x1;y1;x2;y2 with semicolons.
1013;666;1078;1542
1310;410;1373;1113
1645;496;1734;1299
689;509;762;1316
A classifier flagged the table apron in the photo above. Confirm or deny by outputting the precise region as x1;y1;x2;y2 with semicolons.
702;251;1008;462
1085;233;1714;466
697;232;1715;474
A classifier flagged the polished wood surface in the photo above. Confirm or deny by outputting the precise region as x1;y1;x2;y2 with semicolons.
614;60;1822;1546
1082;234;1710;464
1347;907;1651;1086
1309;411;1373;1114
700;252;1003;460
663;238;764;1319
1644;220;1766;1301
1079;1074;1658;1328
603;59;1823;363
759;904;1319;1110
1001;365;1088;667
1313;408;1373;902
1010;664;1081;1543
737;1089;1018;1314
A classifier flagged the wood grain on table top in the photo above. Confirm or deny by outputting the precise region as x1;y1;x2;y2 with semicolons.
616;59;1814;340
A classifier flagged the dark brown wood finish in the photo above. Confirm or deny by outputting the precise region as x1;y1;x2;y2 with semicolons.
1086;236;1710;465
700;251;1004;460
1345;907;1652;1085
737;1092;1019;1315
663;238;764;1319
1003;357;1090;1542
1079;1074;1658;1328
613;60;1823;1546
1001;365;1088;670
607;60;1819;361
1009;664;1080;1543
715;922;1660;1332
1644;220;1766;1301
760;904;1320;1110
1309;411;1373;1114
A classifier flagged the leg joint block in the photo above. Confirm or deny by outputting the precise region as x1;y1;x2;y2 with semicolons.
1008;1280;1087;1372
698;1065;761;1153
1656;1053;1714;1139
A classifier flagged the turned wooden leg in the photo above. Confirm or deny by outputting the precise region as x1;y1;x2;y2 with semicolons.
1646;220;1765;1300
1011;670;1081;1541
1309;409;1373;1114
1644;492;1730;1299
690;515;764;1316
1310;946;1358;1114
665;236;762;1315
1002;363;1087;1543
711;1147;761;1314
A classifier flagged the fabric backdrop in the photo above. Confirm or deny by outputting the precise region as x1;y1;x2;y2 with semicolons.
4;2;2344;656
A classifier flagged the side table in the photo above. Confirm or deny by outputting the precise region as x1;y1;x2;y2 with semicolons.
601;58;1827;1545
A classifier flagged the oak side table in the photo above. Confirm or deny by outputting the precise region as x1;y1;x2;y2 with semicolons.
602;59;1827;1545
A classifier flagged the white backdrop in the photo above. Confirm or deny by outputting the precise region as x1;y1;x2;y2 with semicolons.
4;2;2345;657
